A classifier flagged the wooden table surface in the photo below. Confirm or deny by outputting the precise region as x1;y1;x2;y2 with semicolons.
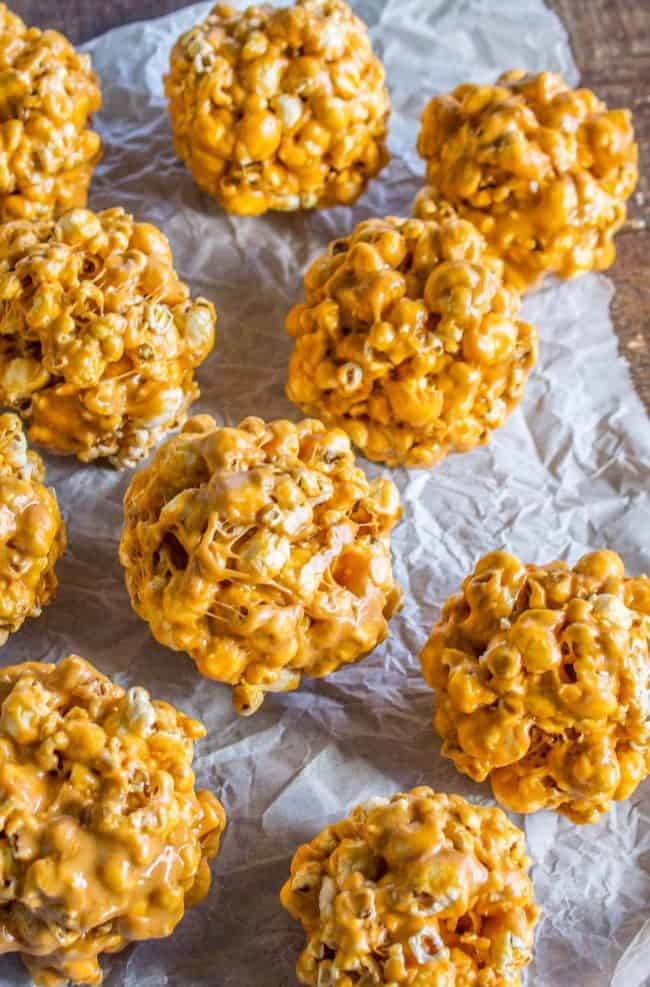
14;0;650;414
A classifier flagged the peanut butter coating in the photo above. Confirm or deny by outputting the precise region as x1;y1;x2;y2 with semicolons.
0;207;217;468
0;4;101;222
120;414;402;714
281;787;539;986
285;213;537;468
415;70;638;291
0;413;65;645
165;0;390;214
420;550;650;824
0;654;226;986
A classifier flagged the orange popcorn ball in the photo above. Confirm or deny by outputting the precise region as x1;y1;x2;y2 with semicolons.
0;654;226;986
0;413;65;645
420;550;650;824
415;70;638;291
120;414;402;715
0;4;102;221
281;787;540;987
165;0;390;215
0;207;217;468
285;213;538;468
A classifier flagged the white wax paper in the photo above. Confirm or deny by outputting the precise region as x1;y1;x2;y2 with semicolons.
2;1;650;985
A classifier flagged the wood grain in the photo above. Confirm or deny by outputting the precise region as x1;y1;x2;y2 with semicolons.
12;0;650;413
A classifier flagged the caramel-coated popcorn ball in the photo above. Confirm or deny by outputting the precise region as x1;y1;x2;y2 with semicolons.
0;207;217;468
281;787;539;987
120;414;402;715
415;70;638;290
0;654;226;986
165;0;390;215
0;413;65;645
285;214;538;468
0;5;101;221
420;550;650;824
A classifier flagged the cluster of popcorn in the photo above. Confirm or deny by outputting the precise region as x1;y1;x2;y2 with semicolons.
281;787;539;987
420;550;650;824
0;655;226;986
120;414;402;715
285;213;538;467
0;4;102;222
415;70;638;290
0;4;644;984
0;412;65;645
0;207;217;468
165;0;390;214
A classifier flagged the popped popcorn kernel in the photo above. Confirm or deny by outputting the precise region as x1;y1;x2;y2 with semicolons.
0;207;217;468
0;413;65;645
281;787;539;986
120;414;402;714
415;70;638;290
0;4;101;221
0;655;226;986
420;549;650;823
164;0;390;215
285;213;537;467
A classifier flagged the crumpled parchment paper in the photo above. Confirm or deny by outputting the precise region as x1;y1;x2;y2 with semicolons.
1;1;649;985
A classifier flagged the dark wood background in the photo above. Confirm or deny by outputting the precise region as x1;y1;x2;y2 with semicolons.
14;0;650;413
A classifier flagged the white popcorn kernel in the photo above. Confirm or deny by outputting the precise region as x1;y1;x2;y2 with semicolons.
275;194;301;211
148;303;174;335
55;209;101;242
414;887;460;916
0;504;15;540
184;305;214;351
408;925;447;965
590;593;634;629
318;876;336;919
139;387;185;429
338;362;363;392
261;669;300;694
276;95;303;129
483;397;506;425
122;687;156;736
359;796;390;812
317;961;335;987
320;22;344;51
368;478;400;517
241;530;291;576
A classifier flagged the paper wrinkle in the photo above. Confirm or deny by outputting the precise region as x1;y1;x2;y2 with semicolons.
0;1;647;984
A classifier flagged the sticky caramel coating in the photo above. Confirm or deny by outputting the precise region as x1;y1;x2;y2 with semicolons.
0;4;101;222
0;654;226;987
285;214;537;468
0;207;217;468
165;0;390;215
415;70;638;291
420;550;650;824
0;413;65;645
281;787;539;987
120;414;402;715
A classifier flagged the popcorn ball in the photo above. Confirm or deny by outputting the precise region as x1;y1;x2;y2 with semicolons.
0;5;102;221
281;787;539;987
285;214;538;468
120;414;402;715
0;654;226;986
0;207;217;468
165;0;390;215
420;550;650;824
415;70;638;290
0;412;65;645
